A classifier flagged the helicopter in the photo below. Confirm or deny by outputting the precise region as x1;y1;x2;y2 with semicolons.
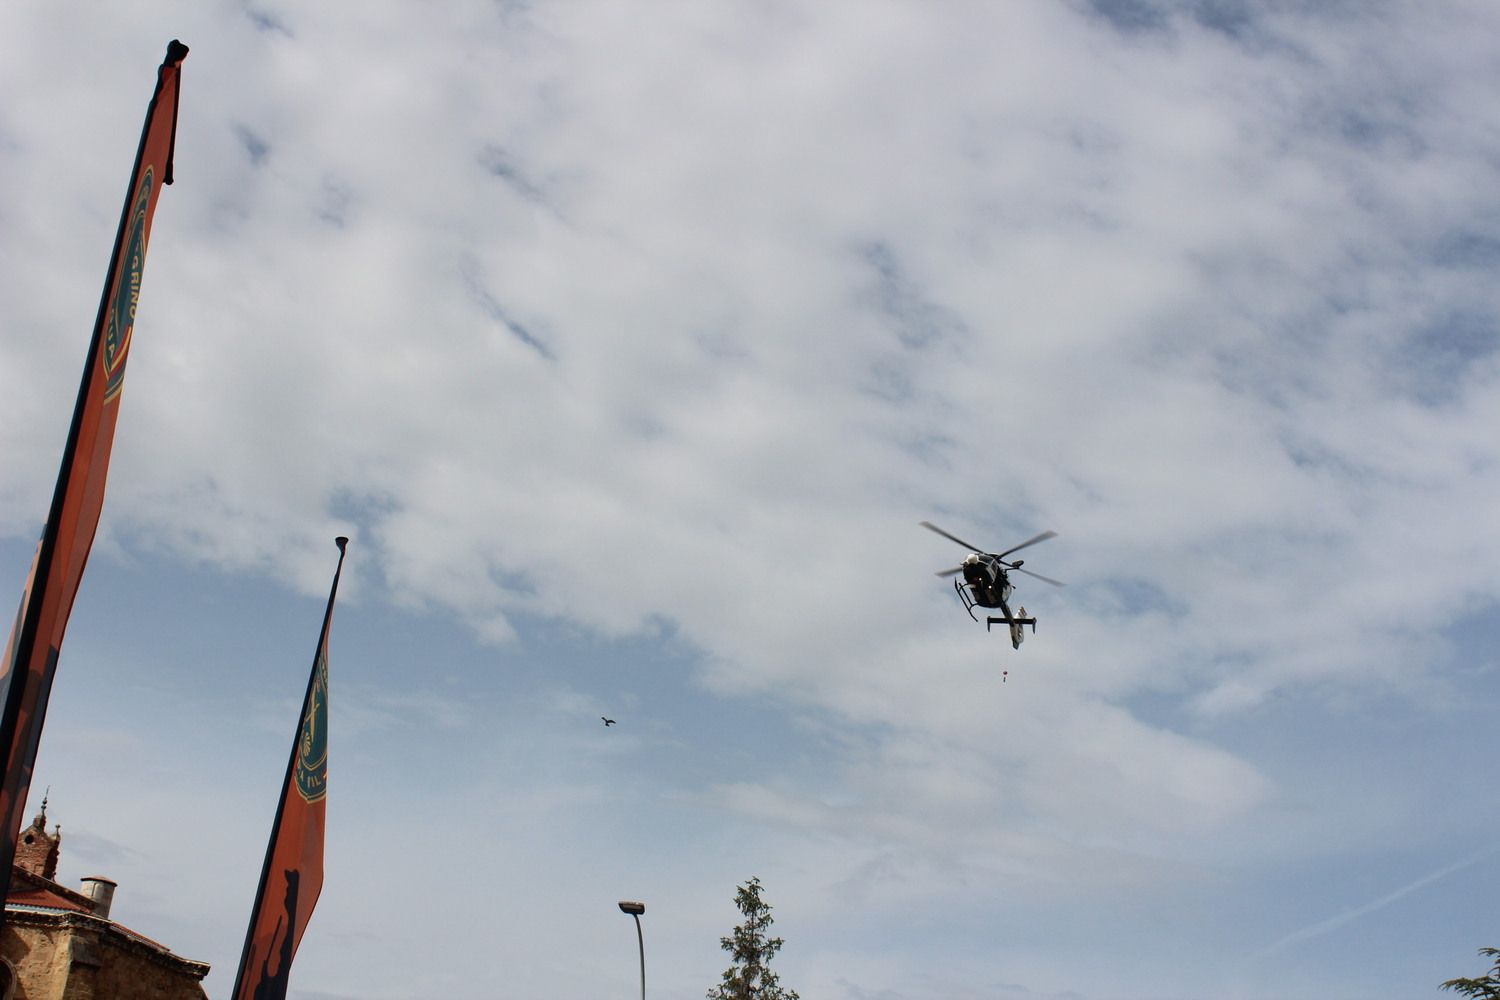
920;521;1064;649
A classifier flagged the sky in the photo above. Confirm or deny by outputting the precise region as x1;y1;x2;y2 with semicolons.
2;1;1499;998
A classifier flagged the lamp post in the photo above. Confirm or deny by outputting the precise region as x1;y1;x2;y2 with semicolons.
618;900;645;1000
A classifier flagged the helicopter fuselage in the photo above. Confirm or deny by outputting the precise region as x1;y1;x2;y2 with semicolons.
960;554;1012;608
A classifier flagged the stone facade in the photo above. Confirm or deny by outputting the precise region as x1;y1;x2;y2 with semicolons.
3;908;210;1000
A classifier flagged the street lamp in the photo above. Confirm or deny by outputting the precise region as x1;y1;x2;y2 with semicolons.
618;900;645;1000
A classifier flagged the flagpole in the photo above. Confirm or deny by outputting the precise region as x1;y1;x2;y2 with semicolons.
0;41;187;925
0;36;188;790
230;537;348;1000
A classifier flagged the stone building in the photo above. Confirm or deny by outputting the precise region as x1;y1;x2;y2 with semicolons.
0;802;210;999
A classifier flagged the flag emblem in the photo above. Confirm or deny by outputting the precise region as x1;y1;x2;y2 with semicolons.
293;652;328;803
102;166;154;401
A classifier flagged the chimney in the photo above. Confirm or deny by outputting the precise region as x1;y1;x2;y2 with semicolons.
80;877;116;920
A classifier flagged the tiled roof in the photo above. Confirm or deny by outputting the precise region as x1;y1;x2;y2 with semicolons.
6;882;93;913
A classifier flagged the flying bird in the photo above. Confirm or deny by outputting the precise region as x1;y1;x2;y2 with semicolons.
601;717;616;727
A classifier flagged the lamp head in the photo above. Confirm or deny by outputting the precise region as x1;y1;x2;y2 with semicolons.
618;900;645;915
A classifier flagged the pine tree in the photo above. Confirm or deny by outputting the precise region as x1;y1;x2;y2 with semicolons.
707;877;799;1000
1443;948;1500;999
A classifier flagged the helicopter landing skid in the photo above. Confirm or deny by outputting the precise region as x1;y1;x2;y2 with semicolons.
955;579;984;621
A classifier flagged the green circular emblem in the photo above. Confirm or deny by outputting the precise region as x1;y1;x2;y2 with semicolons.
294;651;328;803
102;166;153;401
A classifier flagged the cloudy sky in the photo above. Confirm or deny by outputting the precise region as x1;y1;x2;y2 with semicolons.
3;2;1500;998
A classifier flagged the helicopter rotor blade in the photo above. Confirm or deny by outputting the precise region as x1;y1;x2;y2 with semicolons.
1010;565;1065;587
919;521;986;554
996;530;1057;560
935;566;965;578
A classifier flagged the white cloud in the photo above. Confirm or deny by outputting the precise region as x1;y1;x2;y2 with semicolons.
4;2;1500;997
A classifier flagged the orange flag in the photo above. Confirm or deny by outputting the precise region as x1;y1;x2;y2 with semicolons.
0;40;187;914
232;538;348;1000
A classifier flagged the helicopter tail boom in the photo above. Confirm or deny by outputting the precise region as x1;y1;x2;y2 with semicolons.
989;614;1036;651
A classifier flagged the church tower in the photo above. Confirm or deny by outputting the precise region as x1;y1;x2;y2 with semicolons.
12;795;60;880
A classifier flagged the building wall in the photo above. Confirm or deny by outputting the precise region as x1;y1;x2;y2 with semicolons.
75;928;209;1000
3;922;72;1000
2;915;208;1000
